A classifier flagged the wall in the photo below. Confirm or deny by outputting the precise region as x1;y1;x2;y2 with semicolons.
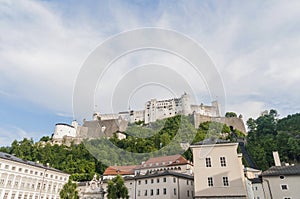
191;143;247;198
193;114;247;134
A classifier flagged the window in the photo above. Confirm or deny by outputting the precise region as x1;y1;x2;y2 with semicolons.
163;188;167;195
7;180;12;186
150;189;153;196
12;166;16;170
156;189;159;195
173;177;176;183
0;179;5;185
145;180;147;184
157;178;160;183
163;178;166;182
174;188;177;195
281;184;288;190
4;193;8;199
15;181;19;187
187;190;190;197
138;180;141;185
25;169;28;173
19;168;22;172
187;180;189;185
283;197;291;199
208;177;213;187
220;157;226;167
5;165;9;169
205;158;212;167
223;177;229;186
280;175;285;179
151;179;154;183
138;190;140;196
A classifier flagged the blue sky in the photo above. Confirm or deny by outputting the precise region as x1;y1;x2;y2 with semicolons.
1;0;300;146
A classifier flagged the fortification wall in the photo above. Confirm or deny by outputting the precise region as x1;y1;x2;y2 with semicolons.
193;114;247;134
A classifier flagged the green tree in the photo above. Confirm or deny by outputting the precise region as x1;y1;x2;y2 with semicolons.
59;180;79;199
225;112;237;118
107;175;129;199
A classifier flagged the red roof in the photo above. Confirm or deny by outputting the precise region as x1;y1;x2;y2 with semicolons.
143;154;189;167
103;165;138;176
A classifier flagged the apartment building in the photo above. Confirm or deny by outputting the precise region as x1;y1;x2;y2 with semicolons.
190;139;247;198
0;152;69;199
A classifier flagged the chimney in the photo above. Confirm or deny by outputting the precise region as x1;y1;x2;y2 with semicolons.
273;151;281;166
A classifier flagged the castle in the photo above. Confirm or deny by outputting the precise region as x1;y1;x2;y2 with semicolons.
94;93;220;124
51;93;246;145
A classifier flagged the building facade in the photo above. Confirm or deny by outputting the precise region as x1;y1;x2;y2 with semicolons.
101;171;194;199
262;164;300;199
190;139;248;198
0;152;69;199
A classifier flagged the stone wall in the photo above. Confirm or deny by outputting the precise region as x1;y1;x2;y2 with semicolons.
193;113;247;134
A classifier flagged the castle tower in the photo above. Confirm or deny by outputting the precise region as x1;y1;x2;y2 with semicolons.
211;101;220;117
181;92;191;115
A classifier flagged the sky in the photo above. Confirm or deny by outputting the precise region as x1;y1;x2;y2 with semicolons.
1;0;300;146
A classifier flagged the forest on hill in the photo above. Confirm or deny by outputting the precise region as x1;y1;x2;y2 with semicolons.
246;110;300;170
0;110;299;181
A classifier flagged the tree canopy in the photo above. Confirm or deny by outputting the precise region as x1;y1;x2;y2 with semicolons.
60;180;79;199
246;110;300;170
107;175;129;199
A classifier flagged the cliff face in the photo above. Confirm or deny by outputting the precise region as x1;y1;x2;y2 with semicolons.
193;113;247;134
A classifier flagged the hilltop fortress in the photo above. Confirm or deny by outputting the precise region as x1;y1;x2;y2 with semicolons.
94;93;220;124
51;93;246;145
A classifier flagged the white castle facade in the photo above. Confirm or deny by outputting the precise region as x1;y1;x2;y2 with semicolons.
94;93;220;124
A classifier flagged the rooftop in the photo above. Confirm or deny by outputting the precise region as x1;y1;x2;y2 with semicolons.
0;152;67;174
262;165;300;176
103;165;138;176
142;154;190;168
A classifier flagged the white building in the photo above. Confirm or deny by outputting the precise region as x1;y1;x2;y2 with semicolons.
0;152;69;199
190;139;248;199
96;93;220;124
262;164;300;199
52;121;78;139
100;171;194;199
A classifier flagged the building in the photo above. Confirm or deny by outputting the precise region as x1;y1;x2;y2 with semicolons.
79;154;194;199
136;154;193;176
244;167;265;199
95;93;220;124
100;171;194;199
0;152;69;199
190;139;248;198
262;164;300;199
103;165;138;180
77;174;105;199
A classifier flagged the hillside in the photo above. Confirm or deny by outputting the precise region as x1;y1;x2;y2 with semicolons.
246;110;300;170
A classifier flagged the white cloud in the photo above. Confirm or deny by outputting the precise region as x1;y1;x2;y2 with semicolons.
1;0;300;127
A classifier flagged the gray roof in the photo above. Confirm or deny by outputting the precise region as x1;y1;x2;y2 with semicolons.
262;165;300;176
0;152;68;174
193;138;231;145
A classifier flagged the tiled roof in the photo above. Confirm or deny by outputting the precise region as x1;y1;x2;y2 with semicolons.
103;165;138;176
102;170;193;183
262;165;300;176
0;152;67;174
142;154;189;168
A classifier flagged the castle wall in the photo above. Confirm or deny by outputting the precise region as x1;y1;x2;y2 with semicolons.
52;123;77;139
193;114;247;134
